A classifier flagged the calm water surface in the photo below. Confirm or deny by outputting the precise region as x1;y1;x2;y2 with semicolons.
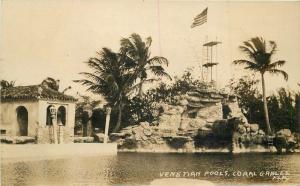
2;153;300;186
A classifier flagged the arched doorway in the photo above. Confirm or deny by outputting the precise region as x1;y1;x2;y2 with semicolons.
57;106;66;126
46;105;54;126
16;106;28;136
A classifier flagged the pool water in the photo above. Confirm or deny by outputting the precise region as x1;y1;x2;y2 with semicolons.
2;152;300;185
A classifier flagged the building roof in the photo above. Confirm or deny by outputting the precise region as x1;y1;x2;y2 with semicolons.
1;85;77;102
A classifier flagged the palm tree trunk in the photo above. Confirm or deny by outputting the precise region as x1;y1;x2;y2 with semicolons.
137;80;144;122
138;81;143;97
113;103;122;133
296;94;300;133
261;73;272;135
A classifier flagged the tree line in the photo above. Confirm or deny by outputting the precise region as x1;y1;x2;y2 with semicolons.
2;35;298;135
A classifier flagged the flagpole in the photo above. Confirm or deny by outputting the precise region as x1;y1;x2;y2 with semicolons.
191;7;208;83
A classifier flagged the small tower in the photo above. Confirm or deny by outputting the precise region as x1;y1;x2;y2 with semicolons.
202;40;221;85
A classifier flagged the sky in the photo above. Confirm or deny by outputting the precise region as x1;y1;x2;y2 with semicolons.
1;0;300;98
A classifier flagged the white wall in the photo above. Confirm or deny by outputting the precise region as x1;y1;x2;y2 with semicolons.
0;101;39;136
38;100;75;128
0;100;76;138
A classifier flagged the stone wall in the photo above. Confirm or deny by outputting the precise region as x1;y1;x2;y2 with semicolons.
110;86;275;153
36;125;74;144
63;126;74;143
36;125;53;144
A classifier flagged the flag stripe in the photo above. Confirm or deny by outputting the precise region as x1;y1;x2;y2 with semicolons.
191;7;208;28
192;20;206;26
194;9;207;19
192;18;207;25
191;19;207;28
194;16;207;22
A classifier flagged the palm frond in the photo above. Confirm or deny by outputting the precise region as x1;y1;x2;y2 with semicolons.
148;56;169;66
126;78;158;94
149;65;172;80
120;37;137;57
251;37;266;53
243;41;256;54
145;37;152;48
269;40;277;56
79;72;105;83
239;46;256;60
233;60;259;70
268;69;288;81
267;60;286;69
130;33;144;51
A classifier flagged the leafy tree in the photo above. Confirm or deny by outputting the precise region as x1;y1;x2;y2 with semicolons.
119;67;205;126
296;87;300;133
230;76;297;132
229;75;265;129
233;37;288;134
171;68;204;96
41;77;60;91
145;68;205;104
269;88;296;132
0;80;15;89
123;96;158;125
120;33;171;97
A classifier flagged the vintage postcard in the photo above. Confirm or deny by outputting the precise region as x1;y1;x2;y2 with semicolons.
1;0;300;186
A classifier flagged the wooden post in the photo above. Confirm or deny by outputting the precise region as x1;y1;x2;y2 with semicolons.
104;107;111;143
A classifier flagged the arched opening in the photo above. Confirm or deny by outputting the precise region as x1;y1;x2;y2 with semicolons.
46;105;54;126
57;106;66;126
16;106;28;136
91;109;106;133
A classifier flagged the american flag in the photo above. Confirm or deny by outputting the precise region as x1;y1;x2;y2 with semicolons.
191;7;208;28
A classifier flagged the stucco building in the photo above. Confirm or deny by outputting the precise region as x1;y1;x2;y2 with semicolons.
1;85;77;143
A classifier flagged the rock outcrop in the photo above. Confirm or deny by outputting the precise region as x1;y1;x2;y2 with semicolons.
110;84;274;153
274;129;297;153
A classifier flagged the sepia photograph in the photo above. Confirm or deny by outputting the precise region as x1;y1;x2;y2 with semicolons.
1;0;300;185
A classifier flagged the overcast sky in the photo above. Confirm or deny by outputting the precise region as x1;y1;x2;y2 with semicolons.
1;0;300;97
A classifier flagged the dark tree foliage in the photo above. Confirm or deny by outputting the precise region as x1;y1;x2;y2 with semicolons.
0;80;15;90
230;75;297;132
74;95;103;134
229;75;265;130
120;68;205;126
269;88;296;132
146;68;204;104
295;90;300;133
41;77;60;91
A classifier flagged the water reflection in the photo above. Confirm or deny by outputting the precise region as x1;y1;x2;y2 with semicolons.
2;153;300;185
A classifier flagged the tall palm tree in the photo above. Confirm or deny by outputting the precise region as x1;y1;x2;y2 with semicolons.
75;48;138;132
233;37;288;135
120;33;171;97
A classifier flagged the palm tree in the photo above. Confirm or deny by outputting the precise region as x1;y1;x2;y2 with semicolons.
120;33;171;97
75;48;137;132
233;37;288;135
